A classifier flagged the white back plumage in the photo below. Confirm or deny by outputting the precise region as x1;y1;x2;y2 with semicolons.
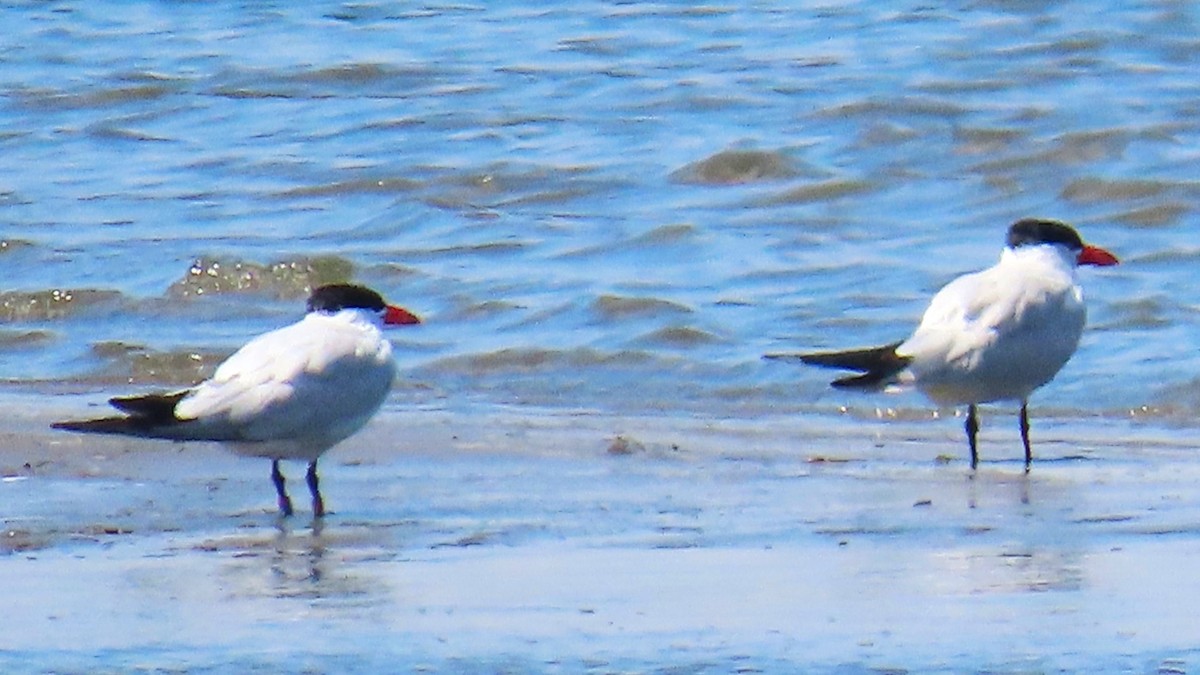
896;243;1086;406
174;307;397;460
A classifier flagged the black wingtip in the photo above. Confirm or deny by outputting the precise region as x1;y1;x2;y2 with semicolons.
53;390;192;437
109;390;189;420
767;341;911;389
51;417;144;435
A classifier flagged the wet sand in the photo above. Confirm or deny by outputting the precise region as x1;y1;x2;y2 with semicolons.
3;392;1200;673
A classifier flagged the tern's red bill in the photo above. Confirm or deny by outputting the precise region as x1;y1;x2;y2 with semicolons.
1077;245;1119;267
384;305;421;325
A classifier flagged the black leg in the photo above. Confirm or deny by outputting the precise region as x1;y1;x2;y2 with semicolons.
965;404;979;470
272;459;294;517
1019;401;1032;471
306;460;325;519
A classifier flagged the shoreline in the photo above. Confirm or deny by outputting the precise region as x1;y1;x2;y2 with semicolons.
3;390;1200;671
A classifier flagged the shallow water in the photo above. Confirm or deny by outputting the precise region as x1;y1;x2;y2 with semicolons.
6;403;1200;672
3;1;1200;672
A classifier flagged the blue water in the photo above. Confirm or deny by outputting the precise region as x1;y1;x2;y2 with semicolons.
1;1;1189;420
3;1;1200;671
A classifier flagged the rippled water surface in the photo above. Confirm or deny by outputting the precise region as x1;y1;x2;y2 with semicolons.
4;1;1200;670
4;0;1195;422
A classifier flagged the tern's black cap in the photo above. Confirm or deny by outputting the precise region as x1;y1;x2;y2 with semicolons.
1006;218;1084;251
306;284;387;314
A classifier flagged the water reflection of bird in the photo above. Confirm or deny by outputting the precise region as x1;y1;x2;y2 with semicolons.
769;219;1118;469
53;284;420;517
